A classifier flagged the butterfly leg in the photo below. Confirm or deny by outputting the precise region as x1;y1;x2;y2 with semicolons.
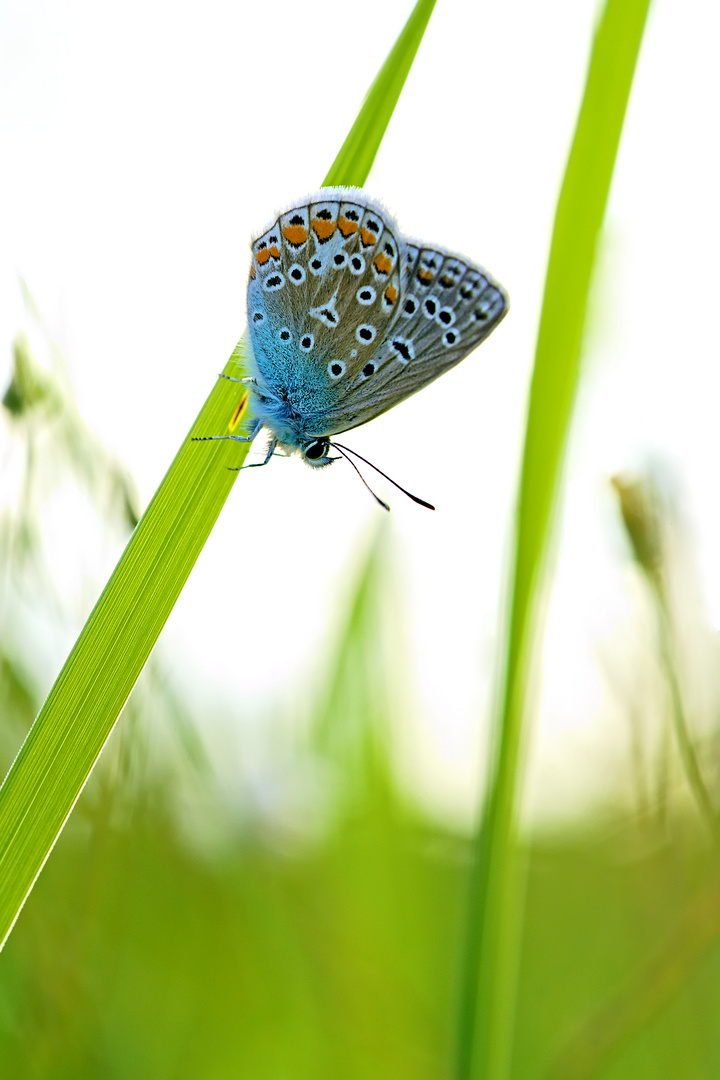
218;373;257;386
192;418;263;445
230;437;278;471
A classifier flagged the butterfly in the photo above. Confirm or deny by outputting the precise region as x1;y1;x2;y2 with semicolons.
200;188;508;509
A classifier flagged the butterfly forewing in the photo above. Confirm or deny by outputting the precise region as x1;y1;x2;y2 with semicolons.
247;193;402;404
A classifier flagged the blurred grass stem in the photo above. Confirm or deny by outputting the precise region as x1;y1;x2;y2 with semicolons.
653;586;720;847
612;472;720;846
454;1;652;1077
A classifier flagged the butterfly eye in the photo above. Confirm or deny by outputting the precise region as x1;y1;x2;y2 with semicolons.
288;264;306;284
278;327;292;342
300;334;314;352
304;439;329;461
328;360;346;379
356;286;376;305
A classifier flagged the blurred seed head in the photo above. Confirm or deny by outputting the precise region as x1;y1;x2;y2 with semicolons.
2;333;62;420
2;325;141;534
611;473;664;581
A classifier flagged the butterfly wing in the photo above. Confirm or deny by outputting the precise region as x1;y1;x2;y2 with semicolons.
247;190;403;414
306;241;508;438
246;188;508;442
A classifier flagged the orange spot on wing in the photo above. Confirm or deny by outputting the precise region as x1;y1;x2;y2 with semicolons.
338;215;359;237
312;218;336;241
250;264;256;278
282;223;308;245
360;228;378;247
373;253;393;276
229;391;250;433
256;249;271;265
384;285;398;305
268;245;280;259
418;268;435;283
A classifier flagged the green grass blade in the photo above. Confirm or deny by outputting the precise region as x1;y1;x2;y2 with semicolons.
323;0;437;188
0;340;251;948
0;0;438;950
455;1;653;1078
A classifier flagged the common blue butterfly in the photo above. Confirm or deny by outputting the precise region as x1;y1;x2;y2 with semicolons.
200;188;508;508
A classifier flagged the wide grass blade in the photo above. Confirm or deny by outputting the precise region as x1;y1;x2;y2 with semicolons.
0;0;438;950
323;0;437;188
455;1;653;1078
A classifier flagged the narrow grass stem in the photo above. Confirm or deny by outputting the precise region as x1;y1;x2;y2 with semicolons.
651;581;720;848
322;0;437;188
454;1;652;1077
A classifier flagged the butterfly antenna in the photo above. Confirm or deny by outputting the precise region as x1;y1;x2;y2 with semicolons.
332;444;391;512
332;442;435;511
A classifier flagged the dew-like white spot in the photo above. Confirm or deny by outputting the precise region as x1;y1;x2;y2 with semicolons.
356;323;377;345
474;289;500;322
300;333;315;352
391;338;414;364
423;294;439;318
460;274;488;302
288;263;306;285
310;295;340;328
309;257;324;277
356;285;376;305
328;360;346;379
437;307;456;328
349;254;365;276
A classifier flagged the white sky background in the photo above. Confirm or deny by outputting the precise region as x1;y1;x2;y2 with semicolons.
1;0;719;827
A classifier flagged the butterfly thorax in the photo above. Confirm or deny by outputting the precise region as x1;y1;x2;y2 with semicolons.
246;373;333;455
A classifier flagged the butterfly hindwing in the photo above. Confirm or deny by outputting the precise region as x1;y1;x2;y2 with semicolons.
307;241;508;437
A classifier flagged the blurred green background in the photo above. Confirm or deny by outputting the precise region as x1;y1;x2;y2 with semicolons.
1;328;720;1079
